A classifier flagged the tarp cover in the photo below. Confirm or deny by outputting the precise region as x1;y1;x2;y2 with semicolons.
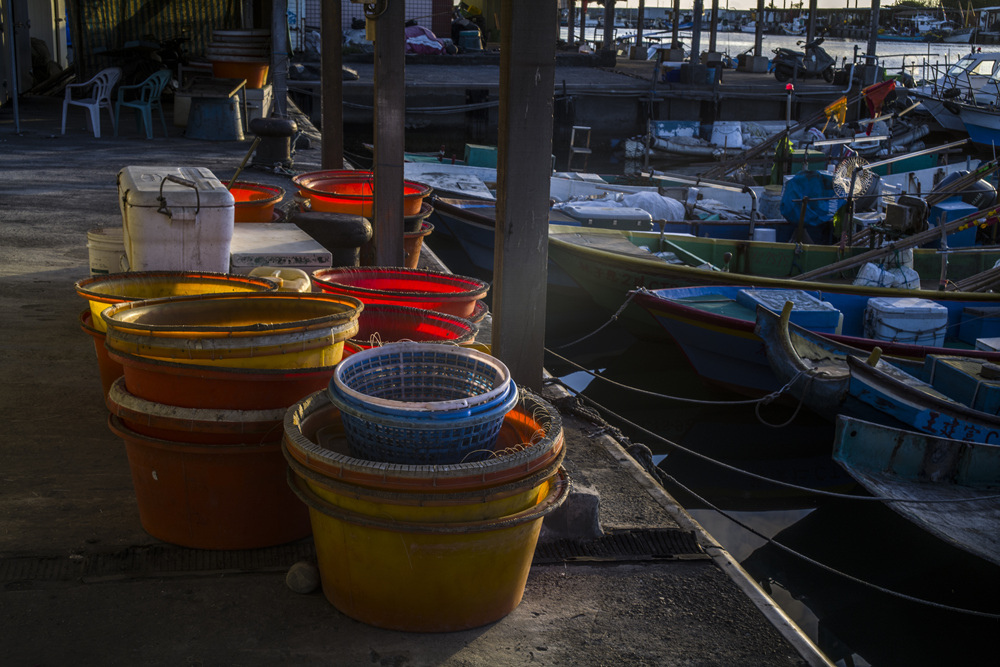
780;170;842;227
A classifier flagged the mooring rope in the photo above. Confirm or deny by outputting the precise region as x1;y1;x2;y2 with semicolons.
549;386;1000;618
547;378;1000;506
553;290;640;350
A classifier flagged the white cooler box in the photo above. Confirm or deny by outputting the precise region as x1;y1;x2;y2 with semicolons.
863;297;948;347
118;166;235;273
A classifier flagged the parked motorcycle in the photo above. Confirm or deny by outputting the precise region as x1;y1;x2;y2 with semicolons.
772;37;836;83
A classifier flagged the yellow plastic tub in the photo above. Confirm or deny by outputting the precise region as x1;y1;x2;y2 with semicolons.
287;467;569;632
102;292;362;369
75;271;278;333
284;444;563;523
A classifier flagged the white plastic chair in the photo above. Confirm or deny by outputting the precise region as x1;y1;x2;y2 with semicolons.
61;67;122;138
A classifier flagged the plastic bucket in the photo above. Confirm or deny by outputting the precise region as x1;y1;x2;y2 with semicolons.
76;271;278;333
210;60;269;88
350;303;475;349
231;181;285;222
106;377;286;445
283;389;565;492
403;222;434;269
79;308;124;397
403;201;434;233
311;267;489;318
292;170;432;217
109;415;311;550
288;466;569;631
106;348;340;409
285;444;563;522
101;292;363;369
87;227;129;276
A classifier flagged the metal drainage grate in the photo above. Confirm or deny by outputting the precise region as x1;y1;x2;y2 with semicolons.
533;529;708;564
1;541;316;587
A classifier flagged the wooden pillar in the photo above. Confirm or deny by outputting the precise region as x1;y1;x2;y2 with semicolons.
271;0;288;116
671;0;680;48
602;0;615;52
755;0;764;58
867;0;880;58
635;0;646;59
493;0;556;390
372;0;405;265
567;0;576;44
690;0;702;64
580;0;587;44
709;0;718;53
807;0;817;44
321;0;344;169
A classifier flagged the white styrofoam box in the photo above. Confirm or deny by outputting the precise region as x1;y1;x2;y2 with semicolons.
245;85;273;123
118;166;235;273
853;262;896;288
229;223;333;275
736;288;843;334
864;297;949;347
976;337;1000;352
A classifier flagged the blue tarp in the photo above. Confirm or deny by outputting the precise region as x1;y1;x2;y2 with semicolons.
779;170;843;227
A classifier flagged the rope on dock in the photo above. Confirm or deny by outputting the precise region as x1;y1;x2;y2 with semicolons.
544;373;1000;507
547;383;1000;617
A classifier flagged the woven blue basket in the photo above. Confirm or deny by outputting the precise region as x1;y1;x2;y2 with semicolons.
330;342;512;417
328;381;520;465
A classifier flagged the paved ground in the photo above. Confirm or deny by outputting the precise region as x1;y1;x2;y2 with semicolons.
0;92;827;666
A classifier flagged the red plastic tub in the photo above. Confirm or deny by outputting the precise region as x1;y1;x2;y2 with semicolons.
350;303;476;349
311;267;489;318
231;181;285;222
293;170;432;217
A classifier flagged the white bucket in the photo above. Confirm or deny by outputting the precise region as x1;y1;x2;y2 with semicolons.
87;226;129;275
710;121;743;149
759;184;783;220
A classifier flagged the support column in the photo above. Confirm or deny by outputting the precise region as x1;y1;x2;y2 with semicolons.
372;0;405;266
493;0;556;390
321;0;344;169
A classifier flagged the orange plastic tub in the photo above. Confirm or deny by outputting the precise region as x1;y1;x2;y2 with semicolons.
403;222;434;269
109;415;311;550
231;181;285;222
106;377;286;445
210;60;269;88
79;309;124;397
293;170;432;217
106;348;339;410
350;303;475;349
311;267;488;319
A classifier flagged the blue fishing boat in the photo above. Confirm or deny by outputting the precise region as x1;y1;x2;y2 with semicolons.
632;284;1000;396
834;415;1000;567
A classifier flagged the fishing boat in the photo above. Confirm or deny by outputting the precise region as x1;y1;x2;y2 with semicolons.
909;51;1000;134
834;415;1000;567
548;202;1000;338
629;283;1000;395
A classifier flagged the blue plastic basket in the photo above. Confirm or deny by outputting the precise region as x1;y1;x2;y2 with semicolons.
328;380;520;465
330;342;512;417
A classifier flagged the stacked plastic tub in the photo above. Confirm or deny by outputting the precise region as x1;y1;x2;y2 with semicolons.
74;271;279;396
282;341;569;631
99;290;364;550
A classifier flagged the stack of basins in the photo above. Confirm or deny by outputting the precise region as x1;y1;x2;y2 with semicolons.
283;341;569;631
207;29;271;88
348;303;476;351
75;271;279;396
230;181;285;222
99;290;364;550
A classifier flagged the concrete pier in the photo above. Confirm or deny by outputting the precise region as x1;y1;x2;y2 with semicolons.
0;93;828;665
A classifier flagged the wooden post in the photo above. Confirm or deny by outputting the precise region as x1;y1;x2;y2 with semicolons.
690;0;702;64
635;0;646;59
709;0;718;54
602;0;615;52
807;0;817;44
867;0;880;58
321;0;344;169
671;0;680;48
372;0;405;266
754;0;764;58
493;0;556;391
271;0;288;117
